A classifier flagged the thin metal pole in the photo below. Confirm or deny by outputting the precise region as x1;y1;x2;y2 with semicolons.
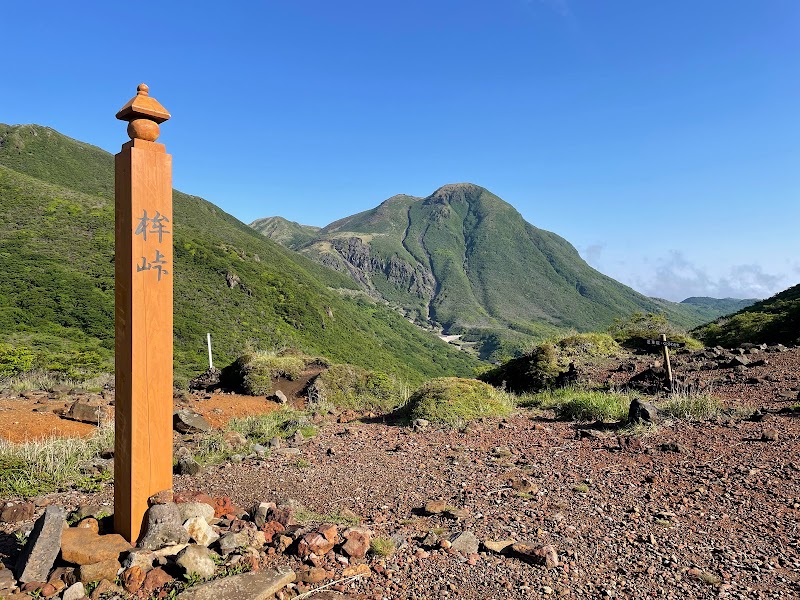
207;333;214;369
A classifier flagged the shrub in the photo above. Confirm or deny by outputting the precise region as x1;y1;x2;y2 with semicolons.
227;408;308;443
309;364;407;413
404;377;514;427
0;343;34;378
555;332;620;357
608;312;702;349
370;536;397;557
479;342;565;393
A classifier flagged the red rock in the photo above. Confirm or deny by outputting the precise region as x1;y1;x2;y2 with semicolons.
297;566;328;584
121;566;145;593
511;542;559;568
297;528;336;558
147;489;174;506
342;528;371;559
141;567;173;595
213;496;234;518
174;491;215;506
261;520;286;543
40;582;57;597
76;517;99;534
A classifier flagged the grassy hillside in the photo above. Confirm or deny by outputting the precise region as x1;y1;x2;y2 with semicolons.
256;183;723;360
678;297;757;323
249;216;320;250
0;124;480;384
693;284;800;346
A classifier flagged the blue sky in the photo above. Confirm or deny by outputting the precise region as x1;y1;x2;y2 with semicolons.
3;0;798;301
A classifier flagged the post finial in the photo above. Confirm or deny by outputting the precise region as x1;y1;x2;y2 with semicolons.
116;83;170;142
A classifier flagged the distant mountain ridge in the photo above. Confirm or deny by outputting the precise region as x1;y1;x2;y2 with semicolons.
252;183;740;358
694;283;800;346
0;123;479;382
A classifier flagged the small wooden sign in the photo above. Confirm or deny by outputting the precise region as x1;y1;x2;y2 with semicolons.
644;338;685;349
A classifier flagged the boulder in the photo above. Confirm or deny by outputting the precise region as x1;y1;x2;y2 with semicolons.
138;503;190;550
184;516;219;547
62;582;86;600
341;527;371;559
121;566;146;593
188;367;221;392
175;566;295;600
179;502;215;524
448;531;479;554
76;558;120;584
627;398;663;425
271;390;288;404
175;545;216;580
14;506;66;583
173;409;212;434
121;549;156;573
63;400;112;425
61;528;131;565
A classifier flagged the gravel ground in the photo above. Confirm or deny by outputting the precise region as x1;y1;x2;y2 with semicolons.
2;347;799;599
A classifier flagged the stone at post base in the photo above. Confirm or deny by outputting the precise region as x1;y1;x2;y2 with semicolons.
14;506;66;583
174;566;296;600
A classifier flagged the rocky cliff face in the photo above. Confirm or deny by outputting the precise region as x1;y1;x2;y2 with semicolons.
322;237;435;302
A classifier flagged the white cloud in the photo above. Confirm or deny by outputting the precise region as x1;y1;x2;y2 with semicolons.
633;251;787;301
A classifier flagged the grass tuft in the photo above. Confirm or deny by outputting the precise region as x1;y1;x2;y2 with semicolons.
522;387;631;422
404;377;515;427
370;536;397;557
659;393;722;421
0;425;114;498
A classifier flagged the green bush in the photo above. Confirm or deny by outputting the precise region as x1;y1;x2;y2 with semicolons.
405;377;514;426
311;364;406;413
608;312;702;349
479;342;565;393
555;332;620;357
0;343;34;378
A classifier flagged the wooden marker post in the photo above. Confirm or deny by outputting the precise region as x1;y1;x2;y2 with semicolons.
114;84;174;543
660;333;674;392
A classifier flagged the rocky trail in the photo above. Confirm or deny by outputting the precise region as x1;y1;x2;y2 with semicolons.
1;347;799;599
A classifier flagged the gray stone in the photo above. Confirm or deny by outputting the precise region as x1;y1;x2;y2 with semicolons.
173;409;212;434
139;503;190;550
177;456;203;476
175;545;217;580
251;502;276;528
14;505;66;583
627;398;662;425
62;582;86;600
176;566;295;600
63;400;112;424
218;530;250;555
271;390;288;404
178;502;215;524
448;531;480;554
0;567;15;590
121;549;156;573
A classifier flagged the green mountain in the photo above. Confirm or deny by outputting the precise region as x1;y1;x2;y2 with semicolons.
249;216;320;250
679;296;757;323
254;183;727;358
693;283;800;346
0;124;480;383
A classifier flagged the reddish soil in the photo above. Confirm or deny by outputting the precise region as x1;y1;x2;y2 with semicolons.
2;350;799;598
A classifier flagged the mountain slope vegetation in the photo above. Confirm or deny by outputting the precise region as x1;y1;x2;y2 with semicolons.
693;283;800;346
249;216;320;250
0;124;480;383
255;183;729;359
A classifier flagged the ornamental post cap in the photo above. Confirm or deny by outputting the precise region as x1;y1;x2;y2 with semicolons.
116;83;171;124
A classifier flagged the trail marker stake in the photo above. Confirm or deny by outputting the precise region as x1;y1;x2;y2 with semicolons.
207;333;214;369
113;84;173;543
660;334;673;392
